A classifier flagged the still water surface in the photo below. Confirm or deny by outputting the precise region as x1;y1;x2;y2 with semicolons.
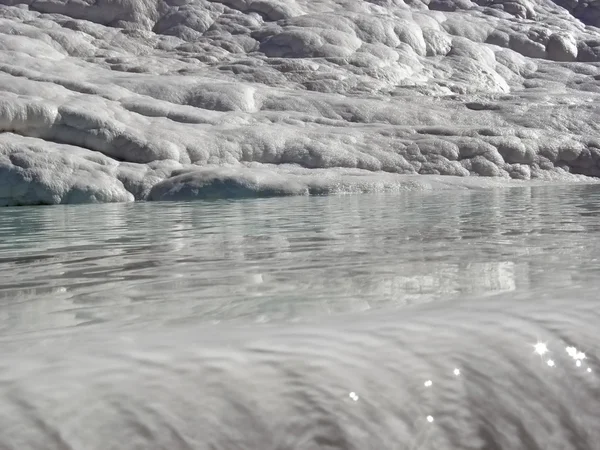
1;184;600;335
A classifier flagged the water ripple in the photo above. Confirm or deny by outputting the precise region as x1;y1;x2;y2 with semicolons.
1;185;600;334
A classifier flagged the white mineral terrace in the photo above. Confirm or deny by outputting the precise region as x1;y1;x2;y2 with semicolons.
2;0;600;204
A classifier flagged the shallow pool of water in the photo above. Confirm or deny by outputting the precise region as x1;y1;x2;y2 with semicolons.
1;184;600;335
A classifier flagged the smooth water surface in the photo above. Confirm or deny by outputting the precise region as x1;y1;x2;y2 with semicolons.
1;184;600;335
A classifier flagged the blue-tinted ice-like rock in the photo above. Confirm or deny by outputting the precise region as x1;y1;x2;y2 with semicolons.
0;134;134;205
149;166;309;199
149;164;597;200
2;0;600;203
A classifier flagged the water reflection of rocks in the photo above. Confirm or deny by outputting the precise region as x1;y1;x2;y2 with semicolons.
1;184;600;333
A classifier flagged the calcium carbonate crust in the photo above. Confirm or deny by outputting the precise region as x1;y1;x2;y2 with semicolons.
2;0;600;204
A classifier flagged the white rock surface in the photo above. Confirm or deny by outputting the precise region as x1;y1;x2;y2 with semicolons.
2;0;600;203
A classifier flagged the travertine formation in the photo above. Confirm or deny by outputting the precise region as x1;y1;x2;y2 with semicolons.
1;0;600;204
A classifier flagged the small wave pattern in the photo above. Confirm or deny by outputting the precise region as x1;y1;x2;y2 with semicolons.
0;295;598;449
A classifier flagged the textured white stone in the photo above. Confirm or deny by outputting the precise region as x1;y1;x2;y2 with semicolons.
1;0;600;203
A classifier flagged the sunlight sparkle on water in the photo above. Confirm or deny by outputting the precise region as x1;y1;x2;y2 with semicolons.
453;368;460;376
426;416;434;423
567;346;586;360
424;380;433;387
349;392;359;402
534;342;548;356
547;359;555;367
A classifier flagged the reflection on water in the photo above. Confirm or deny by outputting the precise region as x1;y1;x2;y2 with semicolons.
1;184;600;334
